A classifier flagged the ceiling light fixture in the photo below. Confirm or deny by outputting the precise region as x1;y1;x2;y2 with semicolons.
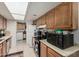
4;2;28;20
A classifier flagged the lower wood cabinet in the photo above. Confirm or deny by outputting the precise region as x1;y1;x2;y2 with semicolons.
40;42;47;57
2;41;7;56
47;47;61;57
0;44;2;56
0;38;11;57
40;42;62;57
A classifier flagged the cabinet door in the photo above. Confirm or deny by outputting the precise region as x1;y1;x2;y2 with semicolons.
3;18;7;30
40;42;47;57
2;41;7;56
0;44;3;57
6;38;11;53
49;9;55;29
48;47;61;57
46;9;55;29
62;3;72;28
55;4;64;29
0;16;3;29
41;16;46;25
45;13;50;29
55;3;72;29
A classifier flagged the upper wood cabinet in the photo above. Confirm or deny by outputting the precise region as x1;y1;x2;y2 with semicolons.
17;22;26;30
55;2;78;30
3;18;7;30
55;3;72;29
40;16;46;25
0;16;3;29
33;2;78;30
0;15;7;30
45;9;55;29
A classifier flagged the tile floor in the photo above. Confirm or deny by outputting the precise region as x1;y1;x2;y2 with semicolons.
8;40;36;57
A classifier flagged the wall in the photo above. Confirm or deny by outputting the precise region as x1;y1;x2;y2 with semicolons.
26;20;36;47
7;20;17;48
73;3;79;44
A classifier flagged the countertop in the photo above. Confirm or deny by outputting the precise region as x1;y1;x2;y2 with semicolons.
40;39;79;57
0;34;12;44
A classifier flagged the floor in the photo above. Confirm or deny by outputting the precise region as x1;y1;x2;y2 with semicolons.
8;40;36;57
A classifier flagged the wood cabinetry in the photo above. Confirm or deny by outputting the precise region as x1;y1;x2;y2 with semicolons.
40;16;46;25
17;22;26;30
2;41;7;56
55;3;72;29
45;9;55;29
47;47;61;57
0;16;4;29
0;15;7;30
0;44;2;56
0;38;11;57
40;42;47;57
33;2;78;30
3;18;7;29
40;42;62;57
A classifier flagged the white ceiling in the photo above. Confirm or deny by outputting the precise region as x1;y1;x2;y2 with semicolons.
4;2;28;20
0;2;14;20
25;2;61;21
0;2;61;22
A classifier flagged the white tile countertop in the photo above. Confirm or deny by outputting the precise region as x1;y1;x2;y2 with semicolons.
40;39;79;57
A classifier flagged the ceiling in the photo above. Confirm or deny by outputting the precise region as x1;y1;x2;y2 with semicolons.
25;2;61;21
0;2;14;20
4;2;28;20
0;2;61;22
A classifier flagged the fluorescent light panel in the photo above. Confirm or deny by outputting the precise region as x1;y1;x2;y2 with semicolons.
4;2;28;20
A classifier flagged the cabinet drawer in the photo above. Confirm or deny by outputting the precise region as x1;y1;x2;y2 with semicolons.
48;51;55;57
48;47;61;57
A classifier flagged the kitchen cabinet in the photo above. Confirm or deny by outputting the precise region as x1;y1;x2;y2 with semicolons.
6;38;11;53
40;16;46;25
0;16;3;29
0;44;2;56
45;9;55;29
40;42;47;57
3;18;7;30
47;47;61;57
33;20;37;25
2;41;7;56
33;2;78;30
0;37;11;57
40;42;61;57
55;3;72;29
0;15;7;30
35;15;46;27
17;22;26;30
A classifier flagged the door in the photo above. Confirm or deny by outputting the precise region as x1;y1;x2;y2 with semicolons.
0;44;3;57
55;3;72;29
40;42;47;57
0;16;3;29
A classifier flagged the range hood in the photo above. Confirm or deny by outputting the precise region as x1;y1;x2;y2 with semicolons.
37;25;46;29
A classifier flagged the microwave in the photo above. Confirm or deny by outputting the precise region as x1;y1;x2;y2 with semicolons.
47;32;74;49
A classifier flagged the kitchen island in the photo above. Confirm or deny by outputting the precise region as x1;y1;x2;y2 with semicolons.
40;39;79;57
0;33;12;57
